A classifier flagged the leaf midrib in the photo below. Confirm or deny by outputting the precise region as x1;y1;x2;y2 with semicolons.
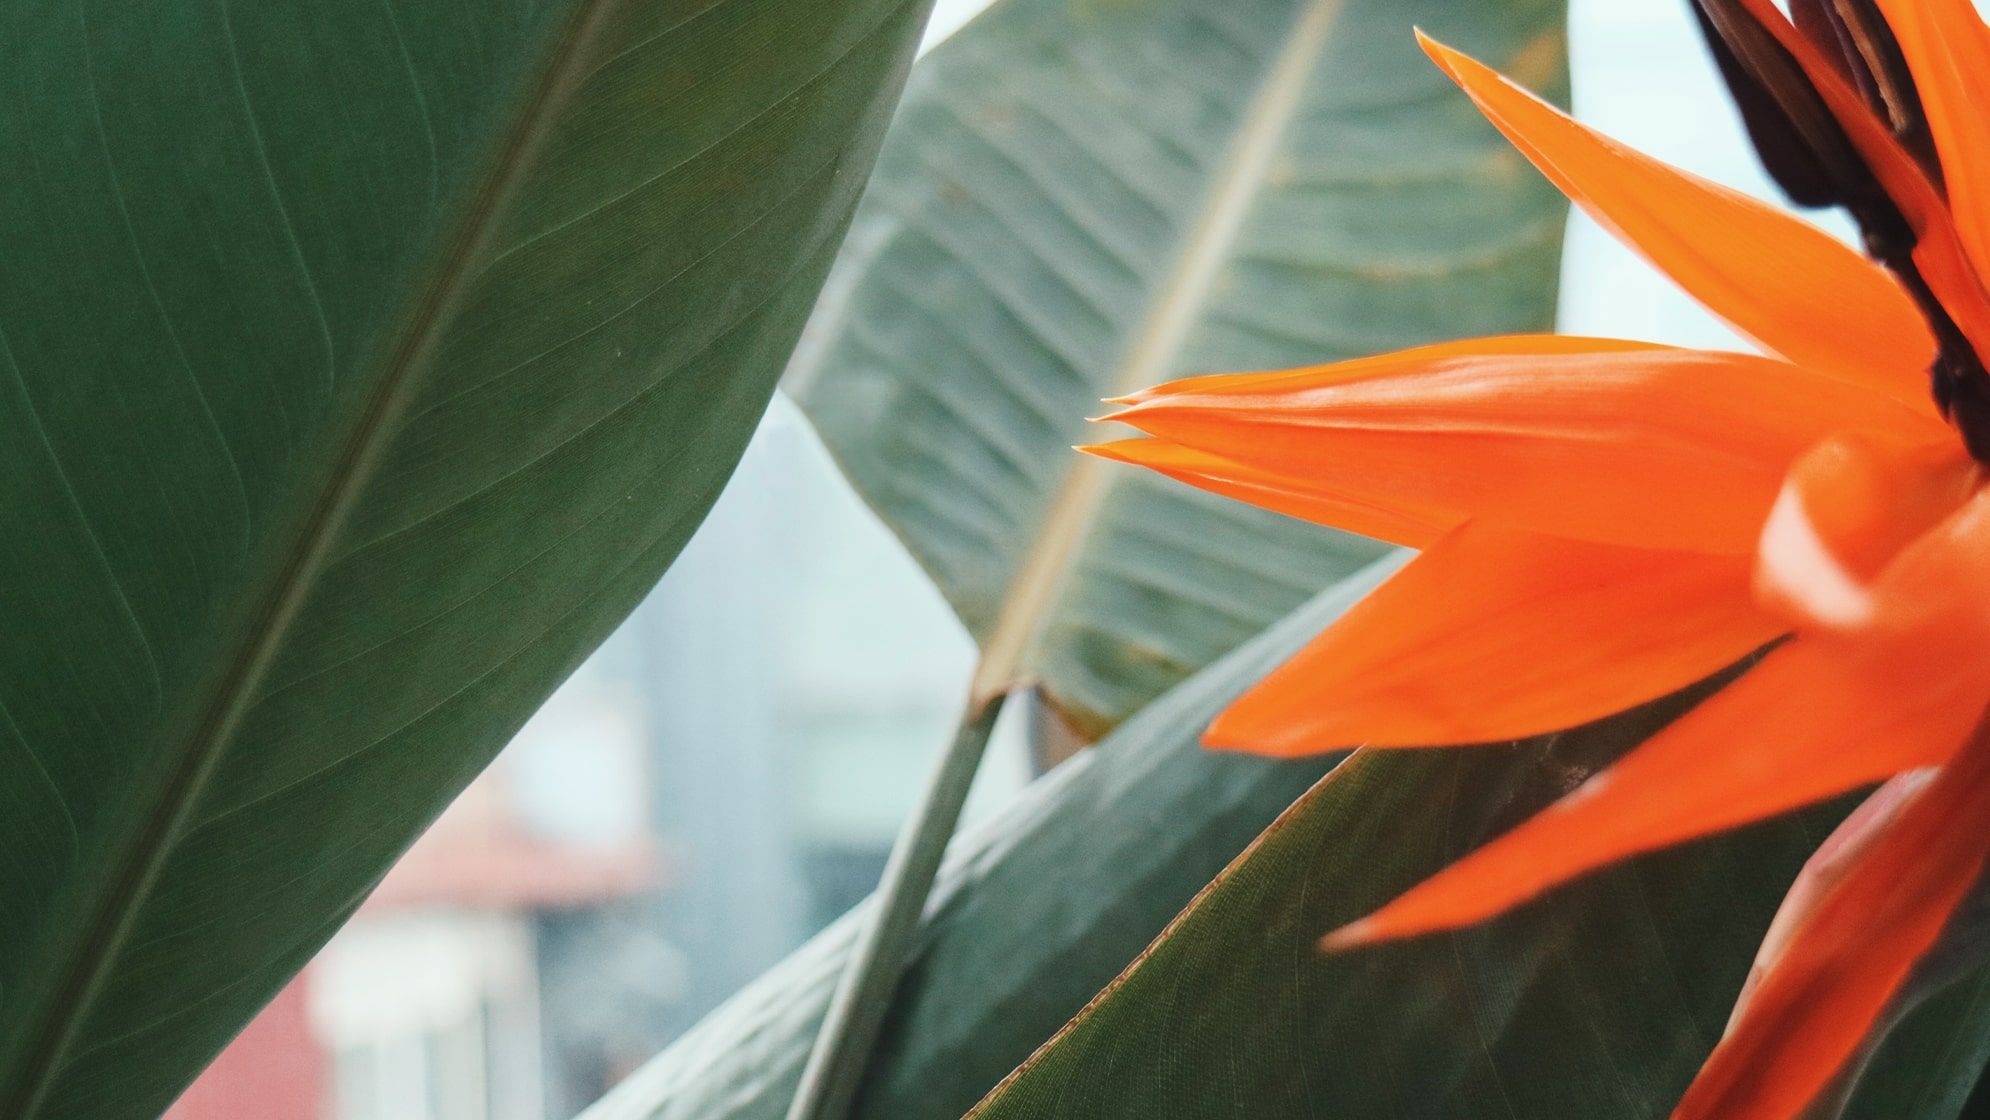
964;0;1349;713
0;0;629;1110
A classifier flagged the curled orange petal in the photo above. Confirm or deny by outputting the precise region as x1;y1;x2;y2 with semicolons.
1208;524;1775;753
1418;32;1934;409
1755;434;1976;629
1854;481;1990;645
1109;337;1930;555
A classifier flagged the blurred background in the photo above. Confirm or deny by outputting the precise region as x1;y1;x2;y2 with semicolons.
165;1;1819;1117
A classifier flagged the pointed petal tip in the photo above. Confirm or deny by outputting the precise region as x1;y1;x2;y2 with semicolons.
1074;438;1153;466
1203;704;1304;756
1203;705;1340;757
1197;724;1280;756
1414;29;1471;79
1320;917;1384;952
1204;704;1251;743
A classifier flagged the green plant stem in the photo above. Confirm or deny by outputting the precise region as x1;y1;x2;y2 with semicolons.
785;691;1010;1120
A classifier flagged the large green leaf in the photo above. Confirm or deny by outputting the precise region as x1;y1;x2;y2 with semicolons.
574;559;1403;1120
0;3;932;1116
582;557;1990;1120
967;699;1990;1118
789;0;1567;733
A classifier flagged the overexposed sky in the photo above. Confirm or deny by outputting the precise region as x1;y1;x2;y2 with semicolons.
922;0;996;50
1558;0;1815;348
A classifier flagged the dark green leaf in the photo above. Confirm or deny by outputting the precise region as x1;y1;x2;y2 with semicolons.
0;2;931;1115
1840;968;1990;1120
968;696;1990;1119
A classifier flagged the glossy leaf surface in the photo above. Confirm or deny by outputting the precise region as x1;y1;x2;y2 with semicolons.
0;2;931;1115
970;686;1990;1119
790;0;1569;732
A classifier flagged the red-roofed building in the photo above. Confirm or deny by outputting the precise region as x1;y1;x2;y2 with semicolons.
168;690;656;1120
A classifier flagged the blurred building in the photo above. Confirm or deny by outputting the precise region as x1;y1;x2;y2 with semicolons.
167;400;1015;1120
166;695;653;1120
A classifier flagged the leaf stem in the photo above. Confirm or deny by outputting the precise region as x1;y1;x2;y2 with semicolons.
785;690;1009;1120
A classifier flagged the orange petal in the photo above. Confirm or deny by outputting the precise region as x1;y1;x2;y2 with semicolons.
1674;717;1990;1120
1325;632;1981;948
1755;434;1977;628
1110;337;1931;555
1726;770;1932;1033
1856;482;1990;644
1206;523;1776;753
1108;334;1640;406
1418;33;1935;410
1874;0;1990;283
1078;439;1444;548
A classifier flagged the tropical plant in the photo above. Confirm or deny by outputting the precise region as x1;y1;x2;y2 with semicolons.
777;0;1567;1116
17;0;1990;1118
575;0;1948;1117
623;1;1990;1118
1047;1;1990;1117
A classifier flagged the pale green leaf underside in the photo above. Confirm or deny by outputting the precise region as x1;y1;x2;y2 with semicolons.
792;0;1568;732
576;560;1401;1120
0;1;931;1116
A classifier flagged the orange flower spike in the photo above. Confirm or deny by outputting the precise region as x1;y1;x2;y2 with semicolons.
1417;33;1936;409
1208;525;1774;753
1105;333;1627;407
1322;629;1984;948
1106;339;1931;555
1077;439;1445;549
1091;15;1990;1119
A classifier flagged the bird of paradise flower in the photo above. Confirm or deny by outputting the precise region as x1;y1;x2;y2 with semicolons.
1085;1;1990;1117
